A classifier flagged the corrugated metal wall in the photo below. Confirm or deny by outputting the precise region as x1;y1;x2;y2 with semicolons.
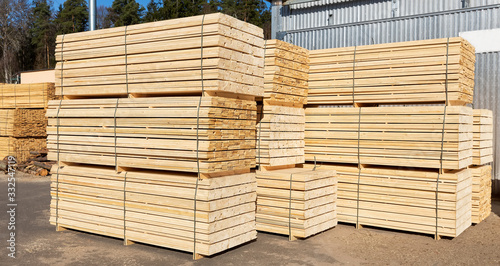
275;3;500;194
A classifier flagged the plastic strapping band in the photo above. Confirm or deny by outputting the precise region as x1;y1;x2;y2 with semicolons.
193;14;206;259
124;26;129;95
352;46;357;105
55;34;65;229
114;98;119;171
356;107;362;228
288;173;294;240
258;40;267;169
436;38;450;239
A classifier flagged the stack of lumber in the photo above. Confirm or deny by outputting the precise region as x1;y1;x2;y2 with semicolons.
46;97;257;174
305;163;472;238
256;168;337;239
50;165;257;256
470;165;492;223
50;13;264;258
55;13;264;98
257;105;305;166
472;109;493;165
308;37;475;105
0;83;57;108
264;39;309;107
305;106;473;169
0;109;47;137
0;137;46;162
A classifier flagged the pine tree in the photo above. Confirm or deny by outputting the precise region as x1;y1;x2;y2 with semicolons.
106;0;144;27
144;0;162;22
31;0;54;69
55;0;88;34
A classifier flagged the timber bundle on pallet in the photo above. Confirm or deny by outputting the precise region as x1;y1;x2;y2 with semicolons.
0;83;57;108
256;168;337;239
305;106;473;169
472;109;493;165
50;13;264;259
304;164;472;238
308;37;475;105
263;39;309;107
470;165;492;224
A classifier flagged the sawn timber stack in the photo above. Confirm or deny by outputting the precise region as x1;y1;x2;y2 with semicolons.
0;83;57;109
0;109;47;137
305;106;473;170
308;37;475;105
55;13;264;98
470;165;492;224
472;109;493;165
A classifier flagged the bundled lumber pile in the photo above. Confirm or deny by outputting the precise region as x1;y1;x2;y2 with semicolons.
305;106;473;169
472;109;493;165
256;168;337;239
50;165;257;256
0;109;47;137
264;39;309;107
308;37;475;105
55;14;264;98
304;164;472;238
257;105;305;166
0;83;57;108
50;13;264;259
0;137;46;162
47;97;257;173
470;165;492;224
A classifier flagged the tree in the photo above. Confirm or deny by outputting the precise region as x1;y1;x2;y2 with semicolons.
144;0;162;22
106;0;144;27
96;5;112;29
215;0;271;38
55;0;88;34
31;0;55;69
0;0;31;82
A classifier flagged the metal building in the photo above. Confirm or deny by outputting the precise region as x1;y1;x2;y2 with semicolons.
270;0;500;195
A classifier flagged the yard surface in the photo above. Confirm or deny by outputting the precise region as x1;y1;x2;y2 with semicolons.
1;173;499;266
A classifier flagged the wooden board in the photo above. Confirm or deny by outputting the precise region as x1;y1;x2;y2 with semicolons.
256;168;337;239
257;105;305;167
264;39;309;107
304;163;471;238
308;37;475;105
472;109;493;165
55;13;264;98
46;96;257;174
50;164;257;256
0;137;46;162
0;83;57;109
470;165;492;224
0;109;47;137
305;106;473;170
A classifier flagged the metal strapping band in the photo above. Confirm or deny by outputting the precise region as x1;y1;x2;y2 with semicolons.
436;38;450;238
258;40;267;169
193;14;206;259
124;26;129;95
123;172;128;241
288;173;294;240
60;35;65;97
352;46;357;105
356;107;362;227
114;98;119;171
55;34;65;229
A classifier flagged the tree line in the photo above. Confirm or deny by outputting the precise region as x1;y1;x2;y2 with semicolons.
0;0;271;83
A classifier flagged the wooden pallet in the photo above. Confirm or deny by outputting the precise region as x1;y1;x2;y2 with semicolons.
305;106;473;169
470;165;492;224
50;164;257;257
55;13;264;98
0;83;57;109
0;109;47;137
46;96;257;174
0;137;47;162
264;39;309;107
256;167;337;240
257;105;305;167
308;37;475;105
472;109;493;165
304;163;471;238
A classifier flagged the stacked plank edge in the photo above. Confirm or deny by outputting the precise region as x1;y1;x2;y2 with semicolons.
256;168;337;238
50;13;264;258
308;37;475;105
470;165;492;224
472;109;493;165
0;84;53;161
